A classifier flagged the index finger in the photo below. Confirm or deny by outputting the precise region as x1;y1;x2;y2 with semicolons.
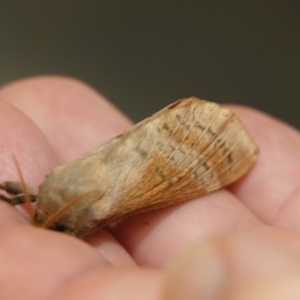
1;76;132;164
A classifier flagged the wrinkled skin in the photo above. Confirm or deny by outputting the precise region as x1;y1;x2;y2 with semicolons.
1;76;300;299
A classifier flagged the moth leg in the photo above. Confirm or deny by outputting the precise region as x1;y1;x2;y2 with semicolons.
0;181;37;205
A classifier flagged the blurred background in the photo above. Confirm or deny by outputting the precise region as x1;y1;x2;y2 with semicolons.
0;1;299;126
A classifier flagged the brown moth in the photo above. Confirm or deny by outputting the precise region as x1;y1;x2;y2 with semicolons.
0;97;259;238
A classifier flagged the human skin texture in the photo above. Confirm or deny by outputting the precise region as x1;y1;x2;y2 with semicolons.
1;76;300;299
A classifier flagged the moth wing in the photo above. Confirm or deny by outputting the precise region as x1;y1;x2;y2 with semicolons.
100;97;259;222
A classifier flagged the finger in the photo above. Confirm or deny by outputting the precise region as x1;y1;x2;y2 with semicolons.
228;105;300;230
55;268;162;300
0;202;107;300
164;227;300;300
86;230;136;267
0;100;57;188
0;201;136;300
1;76;132;164
113;190;261;267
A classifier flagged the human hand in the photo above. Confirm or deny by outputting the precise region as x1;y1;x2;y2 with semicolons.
1;76;300;299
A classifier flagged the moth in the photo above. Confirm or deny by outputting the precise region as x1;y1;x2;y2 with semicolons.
0;97;259;238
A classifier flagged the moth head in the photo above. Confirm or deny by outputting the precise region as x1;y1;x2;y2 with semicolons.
33;160;108;237
35;210;70;234
11;155;106;237
34;206;74;236
34;192;101;238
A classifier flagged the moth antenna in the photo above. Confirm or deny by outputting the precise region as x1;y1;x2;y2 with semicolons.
12;155;36;226
42;194;88;229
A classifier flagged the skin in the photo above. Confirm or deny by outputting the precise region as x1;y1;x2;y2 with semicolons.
1;76;300;299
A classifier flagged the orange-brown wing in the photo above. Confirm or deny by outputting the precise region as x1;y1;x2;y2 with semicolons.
96;97;259;222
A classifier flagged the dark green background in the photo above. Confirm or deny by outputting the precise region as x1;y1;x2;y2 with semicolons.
1;1;299;127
